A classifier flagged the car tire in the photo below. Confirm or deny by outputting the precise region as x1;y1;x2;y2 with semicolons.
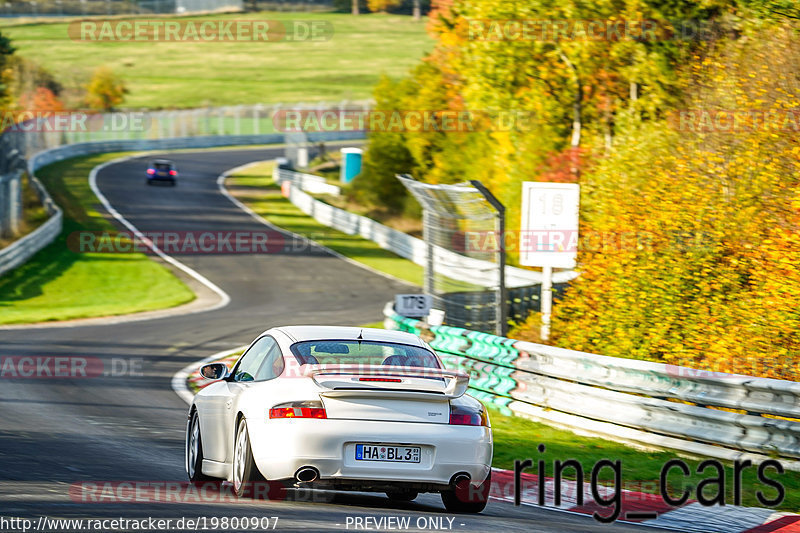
186;410;215;482
441;471;491;514
232;417;264;498
145;179;151;185
170;179;176;186
386;490;418;502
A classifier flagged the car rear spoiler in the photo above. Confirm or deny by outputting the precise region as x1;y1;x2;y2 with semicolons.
306;364;470;399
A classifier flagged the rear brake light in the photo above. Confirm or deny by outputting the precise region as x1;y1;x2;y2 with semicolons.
169;170;177;176
146;168;155;174
449;403;489;426
269;401;326;419
358;377;402;383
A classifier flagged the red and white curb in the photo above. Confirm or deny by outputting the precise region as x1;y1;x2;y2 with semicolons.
173;351;800;533
490;469;800;532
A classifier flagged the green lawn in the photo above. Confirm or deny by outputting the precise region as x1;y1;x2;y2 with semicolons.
489;405;800;512
3;12;432;108
227;161;424;286
0;153;195;324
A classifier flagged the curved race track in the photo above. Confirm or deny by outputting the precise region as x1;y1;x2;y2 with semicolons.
0;149;656;532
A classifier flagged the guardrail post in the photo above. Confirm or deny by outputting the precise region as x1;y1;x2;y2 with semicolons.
8;171;21;235
0;174;7;237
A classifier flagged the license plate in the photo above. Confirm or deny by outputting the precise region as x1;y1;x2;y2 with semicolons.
355;444;420;463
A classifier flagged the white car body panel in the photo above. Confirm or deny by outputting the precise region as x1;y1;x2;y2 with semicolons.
189;326;493;489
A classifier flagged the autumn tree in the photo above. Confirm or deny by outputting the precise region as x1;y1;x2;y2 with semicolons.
85;66;128;111
367;0;401;12
549;25;800;379
0;31;15;110
18;86;64;113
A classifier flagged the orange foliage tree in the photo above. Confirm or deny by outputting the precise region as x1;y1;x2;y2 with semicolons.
549;27;800;379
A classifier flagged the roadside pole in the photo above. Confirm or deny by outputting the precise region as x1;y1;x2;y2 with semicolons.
541;265;552;341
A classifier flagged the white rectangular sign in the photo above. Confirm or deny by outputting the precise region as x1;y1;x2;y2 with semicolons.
394;294;433;318
520;182;580;269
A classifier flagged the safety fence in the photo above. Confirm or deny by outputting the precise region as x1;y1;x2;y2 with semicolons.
277;175;575;291
384;303;800;470
274;167;341;196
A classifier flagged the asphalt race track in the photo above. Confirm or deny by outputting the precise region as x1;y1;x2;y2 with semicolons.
0;149;657;532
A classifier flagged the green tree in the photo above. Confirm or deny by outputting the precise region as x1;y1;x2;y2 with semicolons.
349;76;416;213
0;31;16;109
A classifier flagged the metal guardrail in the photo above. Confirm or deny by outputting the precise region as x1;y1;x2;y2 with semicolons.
384;303;800;469
0;134;292;277
274;167;341;196
0;166;61;277
0;99;367;277
280;179;574;289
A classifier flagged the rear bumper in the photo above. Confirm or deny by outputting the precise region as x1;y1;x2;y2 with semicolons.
248;418;492;488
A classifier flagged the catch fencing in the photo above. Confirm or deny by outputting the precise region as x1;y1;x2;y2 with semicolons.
276;170;576;330
274;167;341;196
384;304;800;470
275;171;574;291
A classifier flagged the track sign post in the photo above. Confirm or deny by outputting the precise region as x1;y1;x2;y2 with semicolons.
520;182;580;341
395;294;433;318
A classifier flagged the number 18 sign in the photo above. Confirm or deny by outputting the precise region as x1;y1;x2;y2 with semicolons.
519;182;580;269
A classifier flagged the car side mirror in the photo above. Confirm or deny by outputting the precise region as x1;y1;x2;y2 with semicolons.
200;363;228;380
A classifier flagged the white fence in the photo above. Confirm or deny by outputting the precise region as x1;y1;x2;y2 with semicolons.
276;172;576;288
274;167;341;196
385;306;800;470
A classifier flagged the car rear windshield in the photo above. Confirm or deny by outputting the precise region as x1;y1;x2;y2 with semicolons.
289;340;441;368
154;162;172;170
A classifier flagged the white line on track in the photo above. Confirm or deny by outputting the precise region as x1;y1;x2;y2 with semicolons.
90;155;231;313
171;344;247;406
216;161;417;288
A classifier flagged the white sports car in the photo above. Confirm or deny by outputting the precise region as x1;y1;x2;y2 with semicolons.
186;326;493;513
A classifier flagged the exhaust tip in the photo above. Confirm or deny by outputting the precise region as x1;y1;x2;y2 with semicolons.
295;466;319;483
450;473;471;487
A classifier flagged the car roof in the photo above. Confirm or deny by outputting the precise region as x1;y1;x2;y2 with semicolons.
150;159;174;165
272;325;425;347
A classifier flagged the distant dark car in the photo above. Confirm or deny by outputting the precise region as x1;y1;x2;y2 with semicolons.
146;159;177;186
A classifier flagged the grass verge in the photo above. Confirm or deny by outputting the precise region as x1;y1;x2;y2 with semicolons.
0;153;195;324
3;12;432;108
488;405;800;512
227;161;424;286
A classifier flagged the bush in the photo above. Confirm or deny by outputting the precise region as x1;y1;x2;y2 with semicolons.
367;0;402;12
544;26;800;379
85;66;127;111
348;132;414;213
